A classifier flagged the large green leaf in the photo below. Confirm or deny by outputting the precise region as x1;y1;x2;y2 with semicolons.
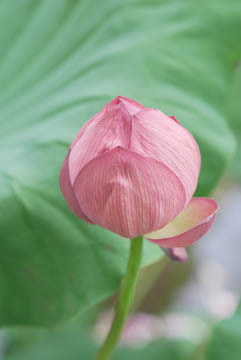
227;62;241;180
0;0;239;327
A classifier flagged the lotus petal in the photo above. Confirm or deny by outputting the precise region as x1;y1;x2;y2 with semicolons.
146;198;218;248
69;96;144;184
161;247;188;262
59;153;93;223
131;109;201;203
74;147;186;238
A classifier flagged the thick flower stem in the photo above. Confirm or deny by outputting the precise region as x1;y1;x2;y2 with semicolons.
93;236;143;360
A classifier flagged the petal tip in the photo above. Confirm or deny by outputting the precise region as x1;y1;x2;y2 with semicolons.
161;247;188;262
169;115;180;124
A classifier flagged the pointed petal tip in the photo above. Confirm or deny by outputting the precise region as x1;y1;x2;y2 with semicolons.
115;95;129;103
169;115;180;124
161;247;188;262
108;96;146;116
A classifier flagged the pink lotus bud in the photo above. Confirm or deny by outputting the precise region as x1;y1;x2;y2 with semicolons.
60;96;218;248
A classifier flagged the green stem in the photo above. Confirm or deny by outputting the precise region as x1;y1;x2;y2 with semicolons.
93;236;143;360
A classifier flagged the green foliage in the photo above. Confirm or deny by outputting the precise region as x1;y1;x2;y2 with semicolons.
0;0;240;327
206;305;241;360
4;324;194;360
112;340;193;360
227;62;241;180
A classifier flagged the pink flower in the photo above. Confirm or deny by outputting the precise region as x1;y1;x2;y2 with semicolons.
59;96;218;259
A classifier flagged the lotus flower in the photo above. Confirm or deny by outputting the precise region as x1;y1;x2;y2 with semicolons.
59;96;218;261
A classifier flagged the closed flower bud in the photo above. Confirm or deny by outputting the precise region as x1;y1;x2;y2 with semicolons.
60;96;218;253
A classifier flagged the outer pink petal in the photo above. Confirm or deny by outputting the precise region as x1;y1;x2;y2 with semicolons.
73;147;186;239
131;109;201;203
146;198;218;248
68;96;145;184
59;153;93;223
161;247;188;262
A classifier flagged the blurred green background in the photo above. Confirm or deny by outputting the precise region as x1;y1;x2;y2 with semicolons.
0;0;241;359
